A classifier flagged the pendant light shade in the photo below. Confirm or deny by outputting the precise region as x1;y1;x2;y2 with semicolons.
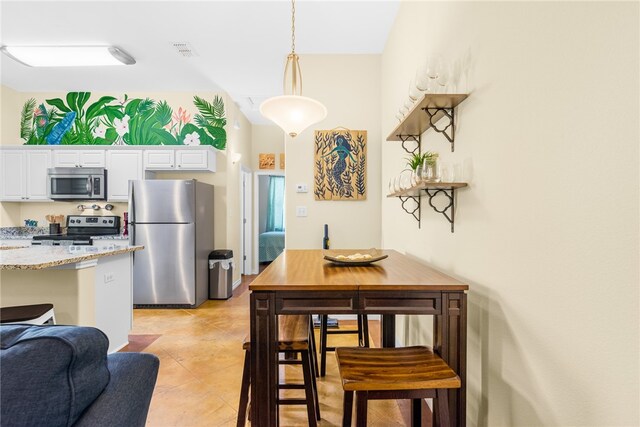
260;95;327;138
260;0;327;138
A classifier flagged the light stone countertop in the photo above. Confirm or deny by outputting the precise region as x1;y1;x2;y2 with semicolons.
0;244;143;270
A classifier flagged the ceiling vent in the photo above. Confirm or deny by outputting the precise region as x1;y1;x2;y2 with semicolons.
172;42;198;58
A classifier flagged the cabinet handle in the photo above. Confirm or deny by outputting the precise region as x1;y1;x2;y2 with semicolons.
177;164;181;168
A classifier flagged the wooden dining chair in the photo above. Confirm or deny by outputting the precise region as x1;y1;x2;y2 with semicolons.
237;315;320;427
335;346;461;427
318;314;369;377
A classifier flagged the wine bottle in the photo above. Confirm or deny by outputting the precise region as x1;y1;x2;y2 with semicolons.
322;224;330;249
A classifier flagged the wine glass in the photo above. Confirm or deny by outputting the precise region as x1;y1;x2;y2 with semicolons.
404;98;415;111
415;60;435;93
422;157;440;183
425;54;441;79
440;162;455;182
394;175;403;192
408;77;422;102
436;61;450;93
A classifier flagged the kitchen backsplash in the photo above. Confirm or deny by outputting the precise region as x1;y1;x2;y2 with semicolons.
1;201;128;228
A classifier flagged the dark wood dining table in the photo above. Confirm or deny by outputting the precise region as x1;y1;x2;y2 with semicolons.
249;249;468;426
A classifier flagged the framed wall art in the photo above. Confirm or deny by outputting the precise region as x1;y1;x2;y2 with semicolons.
314;128;366;201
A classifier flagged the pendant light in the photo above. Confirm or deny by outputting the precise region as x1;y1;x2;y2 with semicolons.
260;0;327;138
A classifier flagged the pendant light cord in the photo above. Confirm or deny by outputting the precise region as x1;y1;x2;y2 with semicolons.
291;0;296;54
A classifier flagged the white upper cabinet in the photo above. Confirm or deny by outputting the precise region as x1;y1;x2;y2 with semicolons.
26;150;52;199
53;150;105;168
175;148;215;171
1;146;216;203
144;147;216;172
143;150;175;170
0;149;51;201
106;150;142;202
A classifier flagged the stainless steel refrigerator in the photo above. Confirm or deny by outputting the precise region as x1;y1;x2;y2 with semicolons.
129;180;214;308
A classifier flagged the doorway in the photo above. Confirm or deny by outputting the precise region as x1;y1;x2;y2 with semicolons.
252;171;285;274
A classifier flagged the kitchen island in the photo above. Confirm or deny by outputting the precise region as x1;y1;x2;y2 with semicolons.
0;243;143;352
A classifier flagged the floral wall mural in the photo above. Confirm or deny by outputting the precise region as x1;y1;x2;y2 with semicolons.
20;92;227;149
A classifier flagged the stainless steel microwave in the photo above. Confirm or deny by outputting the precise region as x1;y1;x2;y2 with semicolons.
47;168;107;200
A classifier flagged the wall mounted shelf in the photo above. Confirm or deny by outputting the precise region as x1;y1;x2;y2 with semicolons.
387;93;468;152
387;182;467;232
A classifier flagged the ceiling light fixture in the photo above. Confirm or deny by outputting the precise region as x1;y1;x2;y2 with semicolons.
0;45;136;67
259;0;327;138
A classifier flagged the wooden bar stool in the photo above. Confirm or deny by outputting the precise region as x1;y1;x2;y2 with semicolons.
335;346;461;427
237;315;320;427
319;314;369;377
0;304;56;325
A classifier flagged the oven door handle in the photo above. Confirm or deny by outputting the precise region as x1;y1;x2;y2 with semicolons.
86;177;92;195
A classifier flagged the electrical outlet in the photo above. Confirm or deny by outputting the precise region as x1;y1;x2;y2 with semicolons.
104;273;114;284
296;183;308;193
296;206;308;217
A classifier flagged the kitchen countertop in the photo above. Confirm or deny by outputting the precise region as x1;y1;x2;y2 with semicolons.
0;244;143;270
0;227;128;241
0;227;48;239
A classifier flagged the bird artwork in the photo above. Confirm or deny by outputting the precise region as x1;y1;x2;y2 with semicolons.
314;129;367;200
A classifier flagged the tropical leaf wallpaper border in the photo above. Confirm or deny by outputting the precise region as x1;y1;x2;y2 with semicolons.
20;92;227;149
314;129;367;201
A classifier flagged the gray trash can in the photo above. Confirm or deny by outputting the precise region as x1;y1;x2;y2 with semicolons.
209;250;234;300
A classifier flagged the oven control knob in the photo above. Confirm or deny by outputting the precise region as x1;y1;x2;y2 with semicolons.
70;220;75;224
108;220;113;223
102;220;107;223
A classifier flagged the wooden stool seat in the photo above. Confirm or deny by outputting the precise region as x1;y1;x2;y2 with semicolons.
336;346;460;426
242;314;312;352
238;315;320;427
0;304;56;325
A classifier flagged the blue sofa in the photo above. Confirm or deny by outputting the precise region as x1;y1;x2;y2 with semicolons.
0;324;159;427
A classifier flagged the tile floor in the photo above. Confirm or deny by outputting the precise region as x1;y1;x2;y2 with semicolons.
127;274;411;426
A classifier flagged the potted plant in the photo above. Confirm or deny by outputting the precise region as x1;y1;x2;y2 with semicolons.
406;152;424;172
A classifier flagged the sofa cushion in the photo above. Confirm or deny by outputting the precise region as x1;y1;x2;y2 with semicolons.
0;325;110;427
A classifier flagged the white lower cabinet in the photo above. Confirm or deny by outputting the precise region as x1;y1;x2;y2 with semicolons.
0;150;51;201
106;150;142;202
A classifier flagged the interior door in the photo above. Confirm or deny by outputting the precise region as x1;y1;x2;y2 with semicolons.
132;223;195;305
241;169;253;274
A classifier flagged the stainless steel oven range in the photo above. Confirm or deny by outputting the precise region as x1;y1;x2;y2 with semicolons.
32;215;120;246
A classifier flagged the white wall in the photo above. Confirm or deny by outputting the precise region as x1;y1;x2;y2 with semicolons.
381;2;638;426
285;54;382;249
0;85;21;226
251;124;284;172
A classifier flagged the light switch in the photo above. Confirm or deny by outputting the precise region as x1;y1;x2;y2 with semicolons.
296;183;308;193
296;206;308;217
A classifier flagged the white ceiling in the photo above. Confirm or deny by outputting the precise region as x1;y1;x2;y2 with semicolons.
0;0;399;124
